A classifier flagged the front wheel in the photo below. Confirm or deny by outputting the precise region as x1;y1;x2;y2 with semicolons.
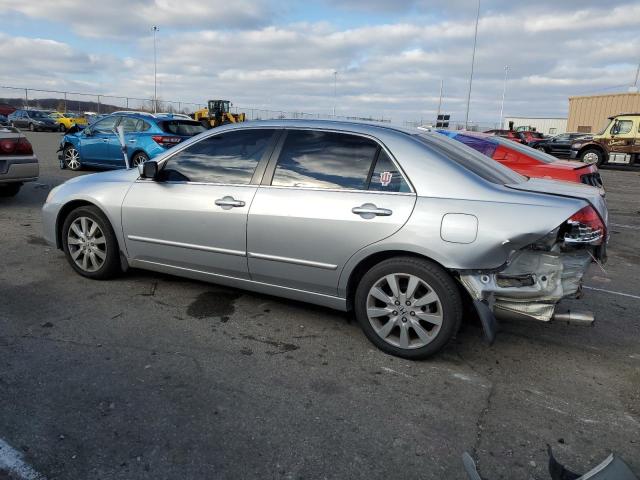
131;151;149;167
63;145;81;170
580;148;604;166
354;257;463;359
59;123;66;132
61;206;121;279
29;123;35;132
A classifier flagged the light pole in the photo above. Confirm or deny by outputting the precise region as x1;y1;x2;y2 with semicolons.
499;65;509;129
464;0;481;130
333;70;338;117
152;25;159;113
436;79;443;124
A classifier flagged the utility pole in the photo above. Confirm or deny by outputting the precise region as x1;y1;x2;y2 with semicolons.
633;59;640;90
499;65;509;129
464;0;481;130
333;70;338;118
436;79;443;124
152;26;159;113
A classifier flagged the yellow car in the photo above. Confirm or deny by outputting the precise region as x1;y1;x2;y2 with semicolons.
49;112;88;132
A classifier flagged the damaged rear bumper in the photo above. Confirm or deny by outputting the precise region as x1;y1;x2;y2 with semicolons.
459;248;594;325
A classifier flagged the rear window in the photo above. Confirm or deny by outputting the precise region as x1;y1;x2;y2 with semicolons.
160;120;206;136
415;133;525;185
449;133;497;158
492;136;557;164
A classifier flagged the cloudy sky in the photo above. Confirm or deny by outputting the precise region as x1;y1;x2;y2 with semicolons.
1;0;639;125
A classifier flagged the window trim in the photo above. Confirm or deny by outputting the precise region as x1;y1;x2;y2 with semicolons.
144;127;282;186
260;127;415;194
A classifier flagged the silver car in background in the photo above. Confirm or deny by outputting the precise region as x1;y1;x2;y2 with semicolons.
42;120;608;359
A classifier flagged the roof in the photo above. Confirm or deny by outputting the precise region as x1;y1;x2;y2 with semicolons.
569;92;640;100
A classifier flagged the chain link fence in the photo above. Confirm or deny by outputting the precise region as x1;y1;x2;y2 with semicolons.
0;85;389;123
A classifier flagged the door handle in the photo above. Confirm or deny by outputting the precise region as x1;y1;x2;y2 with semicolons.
352;203;392;218
102;138;109;142
215;196;246;210
128;139;136;143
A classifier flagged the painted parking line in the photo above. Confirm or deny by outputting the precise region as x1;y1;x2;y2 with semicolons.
583;285;640;300
0;438;46;480
611;223;640;231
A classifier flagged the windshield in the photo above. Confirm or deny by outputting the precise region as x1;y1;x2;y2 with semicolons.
415;132;526;184
160;120;207;136
491;136;558;164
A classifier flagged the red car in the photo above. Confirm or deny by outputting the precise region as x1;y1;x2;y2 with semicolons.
484;129;546;147
436;130;604;190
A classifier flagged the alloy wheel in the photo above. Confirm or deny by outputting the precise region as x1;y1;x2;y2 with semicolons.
64;147;80;170
366;273;443;349
67;217;107;272
132;154;148;166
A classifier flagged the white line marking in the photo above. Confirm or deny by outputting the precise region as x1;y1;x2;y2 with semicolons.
0;438;46;480
611;223;640;230
380;366;413;379
583;285;640;300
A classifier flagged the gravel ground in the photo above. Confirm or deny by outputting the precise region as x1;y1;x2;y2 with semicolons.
1;131;639;479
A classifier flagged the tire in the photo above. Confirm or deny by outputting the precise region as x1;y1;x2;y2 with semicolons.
200;119;211;129
61;205;121;279
0;183;21;197
63;145;82;170
59;123;66;132
354;256;463;359
131;151;149;167
29;123;35;132
580;148;604;166
534;144;546;152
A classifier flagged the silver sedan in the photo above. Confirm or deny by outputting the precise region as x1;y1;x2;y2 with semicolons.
42;120;608;359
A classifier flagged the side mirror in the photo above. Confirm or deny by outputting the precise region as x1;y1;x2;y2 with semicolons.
140;160;159;179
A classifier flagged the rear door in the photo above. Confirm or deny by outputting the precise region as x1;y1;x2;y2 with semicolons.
247;129;417;296
122;128;278;279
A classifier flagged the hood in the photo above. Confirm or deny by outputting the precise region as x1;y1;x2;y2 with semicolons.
570;137;594;148
63;167;138;186
506;177;608;224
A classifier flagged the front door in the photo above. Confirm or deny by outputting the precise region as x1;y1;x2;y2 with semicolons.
247;129;417;296
607;117;638;164
122;128;279;278
81;116;120;164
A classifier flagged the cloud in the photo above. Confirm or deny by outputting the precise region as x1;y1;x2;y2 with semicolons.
1;1;639;125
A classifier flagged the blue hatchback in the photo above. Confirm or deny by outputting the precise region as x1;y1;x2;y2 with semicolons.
58;112;206;170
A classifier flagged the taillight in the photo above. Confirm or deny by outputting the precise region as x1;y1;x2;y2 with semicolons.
151;135;181;147
0;137;34;155
563;205;605;245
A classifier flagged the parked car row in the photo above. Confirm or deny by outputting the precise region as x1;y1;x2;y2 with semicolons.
42;119;608;359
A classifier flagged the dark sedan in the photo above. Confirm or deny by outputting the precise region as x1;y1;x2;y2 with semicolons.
8;109;59;132
533;133;590;158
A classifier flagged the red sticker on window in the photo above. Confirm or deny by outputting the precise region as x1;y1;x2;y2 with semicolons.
380;171;392;186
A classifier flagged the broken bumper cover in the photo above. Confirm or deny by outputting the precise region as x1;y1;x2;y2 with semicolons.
460;249;593;323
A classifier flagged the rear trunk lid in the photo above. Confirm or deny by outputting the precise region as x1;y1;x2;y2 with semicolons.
506;177;608;225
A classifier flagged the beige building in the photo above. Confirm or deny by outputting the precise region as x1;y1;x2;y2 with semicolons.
567;92;640;133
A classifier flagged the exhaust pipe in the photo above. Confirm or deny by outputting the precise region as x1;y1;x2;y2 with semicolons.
552;310;595;327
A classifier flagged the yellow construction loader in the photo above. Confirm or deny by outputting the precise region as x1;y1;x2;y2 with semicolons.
193;100;246;129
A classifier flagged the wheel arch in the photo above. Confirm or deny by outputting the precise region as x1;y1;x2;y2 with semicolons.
343;249;466;311
55;200;110;249
578;143;606;159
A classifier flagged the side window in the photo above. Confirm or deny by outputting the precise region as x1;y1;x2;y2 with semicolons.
611;120;632;135
92;116;119;133
120;117;139;133
271;130;378;190
369;150;411;193
159;129;275;184
139;120;151;132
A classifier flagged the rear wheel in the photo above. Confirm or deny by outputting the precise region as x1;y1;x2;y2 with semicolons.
581;148;604;166
354;257;462;359
29;123;35;132
0;183;21;197
131;151;149;167
61;206;121;279
63;145;81;170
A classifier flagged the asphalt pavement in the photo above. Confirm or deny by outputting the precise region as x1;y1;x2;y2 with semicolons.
1;131;639;479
